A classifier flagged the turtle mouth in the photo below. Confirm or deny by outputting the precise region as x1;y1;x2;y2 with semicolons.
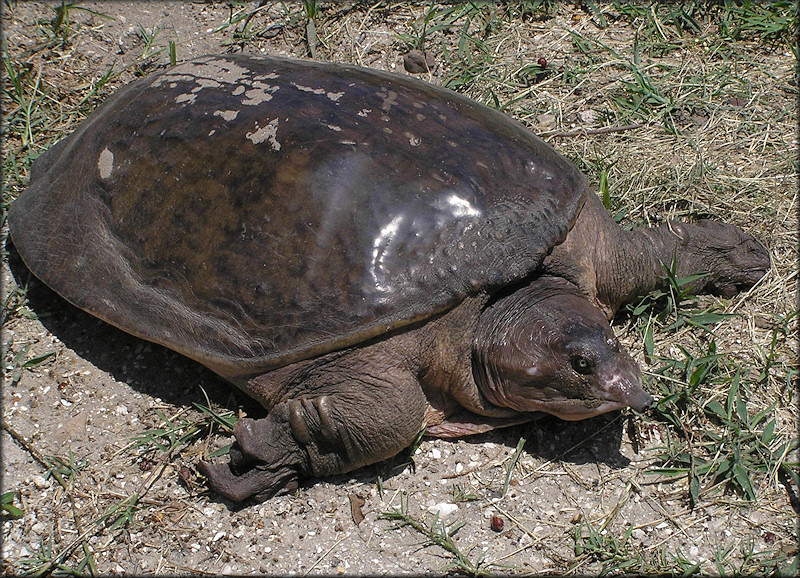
546;400;627;421
541;395;654;421
532;376;654;421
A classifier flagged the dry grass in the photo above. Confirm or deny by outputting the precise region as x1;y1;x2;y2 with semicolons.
2;1;797;575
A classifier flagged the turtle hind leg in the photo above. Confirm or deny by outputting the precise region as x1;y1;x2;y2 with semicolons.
199;346;429;503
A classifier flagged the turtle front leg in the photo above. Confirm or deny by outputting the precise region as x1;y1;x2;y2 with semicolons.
200;355;429;502
198;402;304;502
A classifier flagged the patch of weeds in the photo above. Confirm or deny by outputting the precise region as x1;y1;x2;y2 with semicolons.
515;59;554;87
98;493;141;531
127;25;179;77
451;484;479;503
43;450;88;490
716;0;797;45
1;283;36;325
131;402;236;458
136;24;166;60
649;357;798;506
2;39;116;203
504;1;559;21
625;261;797;508
220;1;292;49
44;1;115;48
380;494;494;577
1;490;24;519
627;260;732;361
18;533;98;577
19;535;56;576
667;549;704;575
572;519;645;575
566;28;691;130
754;311;797;391
712;536;798;576
396;3;440;51
393;3;501;102
5;343;55;387
609;2;703;40
2;47;45;162
502;437;525;496
608;2;796;52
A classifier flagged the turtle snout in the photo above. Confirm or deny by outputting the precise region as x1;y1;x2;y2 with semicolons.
595;352;652;413
626;387;654;413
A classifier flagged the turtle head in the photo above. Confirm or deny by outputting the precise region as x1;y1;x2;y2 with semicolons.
474;278;652;420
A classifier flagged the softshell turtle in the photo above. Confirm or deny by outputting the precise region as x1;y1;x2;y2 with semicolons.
8;55;770;502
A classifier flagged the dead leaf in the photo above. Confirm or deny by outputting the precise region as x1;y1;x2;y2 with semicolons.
349;493;365;526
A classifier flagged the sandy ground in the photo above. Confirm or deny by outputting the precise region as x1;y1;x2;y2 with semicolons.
2;1;797;575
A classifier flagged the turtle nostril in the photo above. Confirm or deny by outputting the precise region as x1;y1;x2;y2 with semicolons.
628;390;654;413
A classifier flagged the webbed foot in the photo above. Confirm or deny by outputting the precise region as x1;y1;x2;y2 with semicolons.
198;459;298;502
198;410;304;502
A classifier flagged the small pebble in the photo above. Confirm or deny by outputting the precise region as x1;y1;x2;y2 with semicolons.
428;502;458;517
32;475;50;489
403;50;435;73
490;515;504;532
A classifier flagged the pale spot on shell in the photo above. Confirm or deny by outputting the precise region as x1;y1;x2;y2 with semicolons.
380;89;398;112
293;83;326;95
357;109;371;117
242;81;279;106
214;109;239;121
233;85;246;95
192;77;222;91
175;93;197;104
97;148;114;179
324;124;342;132
326;91;344;102
246;118;281;150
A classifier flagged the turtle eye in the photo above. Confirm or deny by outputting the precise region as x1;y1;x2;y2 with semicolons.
571;355;593;375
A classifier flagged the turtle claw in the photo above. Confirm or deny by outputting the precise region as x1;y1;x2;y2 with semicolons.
198;459;299;503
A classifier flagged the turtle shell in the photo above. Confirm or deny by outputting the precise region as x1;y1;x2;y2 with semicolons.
9;55;587;382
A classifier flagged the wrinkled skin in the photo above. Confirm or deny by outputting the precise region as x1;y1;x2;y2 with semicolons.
542;193;772;319
472;279;651;420
6;55;771;503
201;197;769;501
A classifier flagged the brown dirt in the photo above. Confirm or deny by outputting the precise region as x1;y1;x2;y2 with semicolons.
2;1;797;575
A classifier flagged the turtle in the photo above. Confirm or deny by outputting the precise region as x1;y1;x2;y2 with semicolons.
8;55;770;502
